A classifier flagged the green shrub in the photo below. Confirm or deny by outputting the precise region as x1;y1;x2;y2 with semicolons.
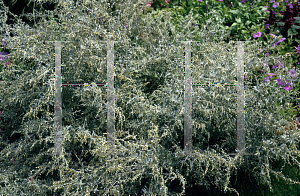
0;0;299;195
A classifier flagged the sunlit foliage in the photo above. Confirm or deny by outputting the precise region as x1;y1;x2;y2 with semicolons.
0;0;299;195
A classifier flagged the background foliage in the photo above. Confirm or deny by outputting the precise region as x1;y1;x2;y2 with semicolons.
0;0;300;195
146;0;300;124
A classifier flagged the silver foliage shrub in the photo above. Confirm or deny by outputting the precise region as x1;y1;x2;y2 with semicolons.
0;0;299;195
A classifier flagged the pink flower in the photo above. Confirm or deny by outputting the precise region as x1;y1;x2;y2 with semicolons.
145;2;152;8
27;177;35;182
165;0;169;3
253;32;262;38
268;73;277;77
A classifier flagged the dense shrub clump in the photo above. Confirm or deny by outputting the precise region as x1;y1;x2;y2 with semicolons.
0;0;299;195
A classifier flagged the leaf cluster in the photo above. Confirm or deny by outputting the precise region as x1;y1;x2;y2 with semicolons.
0;0;299;195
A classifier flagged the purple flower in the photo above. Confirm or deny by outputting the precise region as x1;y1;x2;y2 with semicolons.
270;0;275;3
272;38;286;47
288;3;293;8
277;78;284;85
289;70;296;77
124;24;128;28
285;0;288;2
27;177;35;182
272;38;286;46
264;76;272;82
199;0;203;2
295;45;300;54
219;0;223;1
265;24;270;30
273;2;279;8
253;32;262;38
241;0;246;3
270;33;276;38
206;4;208;12
0;52;8;61
265;53;270;56
272;63;284;69
193;23;198;26
278;38;286;43
274;59;284;68
265;6;269;12
261;60;267;68
284;83;294;91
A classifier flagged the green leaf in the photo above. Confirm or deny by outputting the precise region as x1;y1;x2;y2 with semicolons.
288;27;297;37
259;7;268;12
243;13;250;20
295;38;300;43
245;21;252;26
237;2;247;8
228;10;239;15
292;25;300;30
293;17;300;24
275;22;285;26
235;17;242;24
231;22;238;27
256;16;267;20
